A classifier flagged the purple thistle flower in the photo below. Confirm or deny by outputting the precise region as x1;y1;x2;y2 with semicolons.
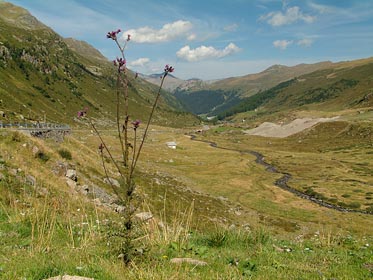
106;29;121;40
113;57;126;72
98;143;104;152
131;119;141;129
163;64;175;77
77;111;84;118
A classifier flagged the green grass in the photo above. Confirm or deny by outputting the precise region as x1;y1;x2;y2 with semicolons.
1;120;373;279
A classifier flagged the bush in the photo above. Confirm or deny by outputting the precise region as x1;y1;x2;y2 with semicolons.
58;149;72;160
35;151;50;162
11;131;23;142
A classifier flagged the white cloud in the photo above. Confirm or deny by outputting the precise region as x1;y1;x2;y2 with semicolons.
260;6;316;26
128;57;150;67
176;43;241;62
273;40;293;50
297;38;314;47
124;20;193;43
308;2;334;14
187;33;197;41
224;23;239;32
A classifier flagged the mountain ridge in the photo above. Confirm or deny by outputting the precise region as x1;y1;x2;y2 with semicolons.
0;1;198;127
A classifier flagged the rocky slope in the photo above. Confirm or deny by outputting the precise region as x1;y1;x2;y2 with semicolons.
0;2;197;127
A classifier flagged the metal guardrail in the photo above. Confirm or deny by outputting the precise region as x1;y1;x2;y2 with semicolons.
0;122;70;131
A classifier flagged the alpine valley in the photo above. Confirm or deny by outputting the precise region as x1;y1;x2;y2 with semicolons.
0;2;373;280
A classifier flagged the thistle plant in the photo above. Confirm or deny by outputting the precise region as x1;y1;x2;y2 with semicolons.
79;28;173;265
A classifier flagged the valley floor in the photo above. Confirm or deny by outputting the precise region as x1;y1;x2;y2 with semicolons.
0;121;372;279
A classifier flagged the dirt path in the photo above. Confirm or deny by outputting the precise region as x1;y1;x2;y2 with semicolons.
189;134;372;215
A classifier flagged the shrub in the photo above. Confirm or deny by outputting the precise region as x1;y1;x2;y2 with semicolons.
58;149;72;160
35;151;49;162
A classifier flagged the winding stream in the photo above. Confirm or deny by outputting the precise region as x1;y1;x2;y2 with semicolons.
189;134;372;215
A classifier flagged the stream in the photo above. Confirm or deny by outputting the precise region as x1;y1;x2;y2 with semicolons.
189;134;372;215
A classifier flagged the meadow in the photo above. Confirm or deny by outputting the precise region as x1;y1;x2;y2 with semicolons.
1;119;372;279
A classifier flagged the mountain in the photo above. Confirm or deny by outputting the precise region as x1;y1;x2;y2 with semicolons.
219;57;373;120
139;73;212;93
173;62;334;116
63;38;108;63
0;2;198;127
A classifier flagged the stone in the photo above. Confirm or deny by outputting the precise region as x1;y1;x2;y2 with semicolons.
103;177;120;188
43;275;94;280
170;258;207;266
83;184;114;204
32;146;39;156
135;212;153;221
115;205;125;213
25;174;36;186
53;161;68;176
66;178;77;189
66;169;77;181
9;169;18;176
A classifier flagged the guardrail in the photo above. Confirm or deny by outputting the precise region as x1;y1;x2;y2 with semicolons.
0;122;70;131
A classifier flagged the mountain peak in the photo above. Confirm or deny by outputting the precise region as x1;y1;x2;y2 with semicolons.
63;38;108;62
0;1;49;30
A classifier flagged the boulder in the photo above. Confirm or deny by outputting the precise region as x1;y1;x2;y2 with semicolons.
103;177;120;188
43;275;94;280
66;178;77;189
25;174;36;186
66;169;77;181
170;258;207;266
135;212;153;221
32;146;39;156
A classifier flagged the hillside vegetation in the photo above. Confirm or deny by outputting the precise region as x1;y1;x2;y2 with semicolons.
219;58;373;120
1;126;373;279
1;2;373;279
173;62;334;116
0;2;198;127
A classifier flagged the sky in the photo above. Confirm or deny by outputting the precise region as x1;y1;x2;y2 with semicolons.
5;0;373;80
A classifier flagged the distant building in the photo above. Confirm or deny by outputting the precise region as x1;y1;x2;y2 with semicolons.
166;141;177;149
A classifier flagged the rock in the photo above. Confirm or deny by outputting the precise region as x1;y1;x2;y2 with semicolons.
217;196;228;202
32;146;39;156
153;178;161;185
43;275;94;280
53;161;68;176
66;178;77;189
66;169;77;181
115;205;126;213
103;177;120;188
25;174;36;186
83;184;114;204
170;258;207;266
135;212;153;221
9;169;18;176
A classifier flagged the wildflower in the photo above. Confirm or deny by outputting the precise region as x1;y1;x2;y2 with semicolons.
98;143;104;152
131;119;141;130
163;64;174;77
113;57;126;72
106;29;121;40
77;111;84;118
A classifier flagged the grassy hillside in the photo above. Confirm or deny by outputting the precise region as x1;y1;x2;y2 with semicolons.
219;59;373;120
174;62;334;117
1;127;372;279
0;2;198;127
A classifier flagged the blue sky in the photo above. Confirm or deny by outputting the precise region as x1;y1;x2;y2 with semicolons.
5;0;373;80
